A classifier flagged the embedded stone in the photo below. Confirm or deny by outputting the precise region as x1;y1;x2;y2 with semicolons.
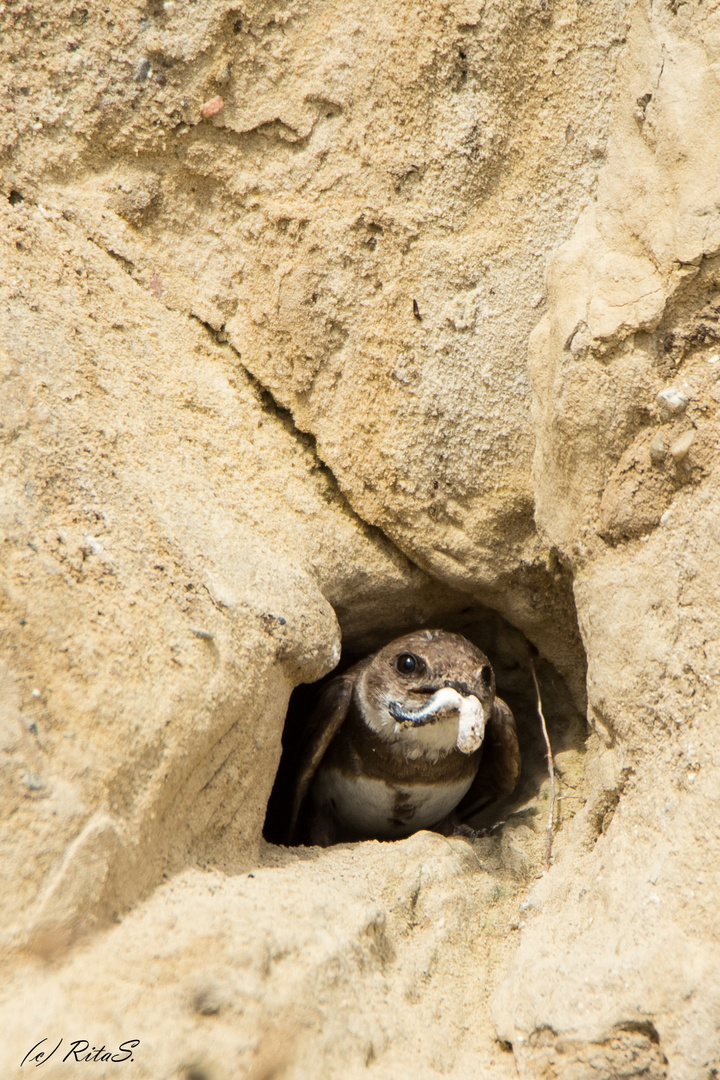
649;431;668;464
656;387;689;420
670;429;695;462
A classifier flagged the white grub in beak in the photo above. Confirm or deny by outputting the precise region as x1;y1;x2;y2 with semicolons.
389;687;486;754
456;694;485;754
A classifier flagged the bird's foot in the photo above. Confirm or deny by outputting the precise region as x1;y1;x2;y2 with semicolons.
434;815;478;840
450;823;478;840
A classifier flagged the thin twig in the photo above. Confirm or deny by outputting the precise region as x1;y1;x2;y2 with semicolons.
529;651;555;870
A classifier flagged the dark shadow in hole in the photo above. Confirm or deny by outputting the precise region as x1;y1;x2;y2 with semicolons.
263;603;585;847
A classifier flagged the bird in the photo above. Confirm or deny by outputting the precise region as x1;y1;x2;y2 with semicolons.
288;629;520;846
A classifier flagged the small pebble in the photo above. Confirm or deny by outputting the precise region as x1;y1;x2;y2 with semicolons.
670;429;694;462
200;95;224;119
708;354;719;364
656;387;688;419
649;431;667;464
134;58;152;83
190;628;213;641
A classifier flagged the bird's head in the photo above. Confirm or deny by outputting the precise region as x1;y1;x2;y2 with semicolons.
357;629;496;757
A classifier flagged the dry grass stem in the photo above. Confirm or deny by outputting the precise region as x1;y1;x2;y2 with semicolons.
529;653;555;869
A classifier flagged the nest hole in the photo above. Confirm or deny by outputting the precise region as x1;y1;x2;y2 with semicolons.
264;596;586;847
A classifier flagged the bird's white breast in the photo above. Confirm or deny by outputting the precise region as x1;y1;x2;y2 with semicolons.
312;765;475;840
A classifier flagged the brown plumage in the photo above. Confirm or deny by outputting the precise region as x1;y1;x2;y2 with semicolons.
289;630;520;846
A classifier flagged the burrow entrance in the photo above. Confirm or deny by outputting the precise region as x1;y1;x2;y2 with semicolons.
264;592;586;847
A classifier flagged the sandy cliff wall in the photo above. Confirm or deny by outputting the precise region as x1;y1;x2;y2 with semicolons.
1;1;719;1077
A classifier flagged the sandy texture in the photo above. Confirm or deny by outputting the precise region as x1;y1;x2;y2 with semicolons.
0;193;448;948
2;0;720;1077
3;831;549;1080
496;3;720;1076
1;0;625;697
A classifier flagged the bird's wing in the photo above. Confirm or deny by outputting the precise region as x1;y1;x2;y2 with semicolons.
288;674;355;842
459;696;521;819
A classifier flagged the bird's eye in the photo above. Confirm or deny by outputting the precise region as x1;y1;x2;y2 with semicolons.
395;653;419;675
481;664;492;686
